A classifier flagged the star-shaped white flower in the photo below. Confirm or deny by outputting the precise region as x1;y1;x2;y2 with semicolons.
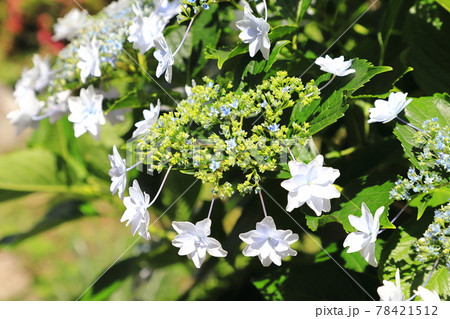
236;5;271;60
172;218;228;268
414;286;441;301
368;92;412;124
121;180;151;240
153;36;174;83
239;216;299;267
14;54;53;93
7;90;44;134
280;155;340;216
109;145;127;199
52;8;90;41
132;100;161;138
68;85;105;139
128;4;166;55
46;89;71;124
77;37;102;83
377;269;405;301
343;202;383;267
314;55;356;77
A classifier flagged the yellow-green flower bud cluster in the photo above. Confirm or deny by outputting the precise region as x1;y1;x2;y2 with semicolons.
140;71;319;198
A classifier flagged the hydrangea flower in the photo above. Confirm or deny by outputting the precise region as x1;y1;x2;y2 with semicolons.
239;216;299;267
46;90;71;124
314;55;355;77
280;155;340;216
7;91;44;134
67;85;105;139
52;8;91;41
377;269;405;301
109;145;127;199
14;54;53;94
121;180;151;240
153;36;174;83
132;100;161;138
414;286;441;301
236;5;270;59
172;218;228;268
343;203;383;267
368;92;412;124
155;0;181;20
128;3;166;54
77;36;102;83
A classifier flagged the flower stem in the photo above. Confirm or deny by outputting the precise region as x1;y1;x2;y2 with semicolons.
149;165;173;206
173;16;196;57
378;202;409;235
32;110;58;121
259;190;268;217
406;258;440;301
396;116;423;132
263;0;268;21
287;147;297;161
207;196;215;219
126;160;142;172
305;74;336;97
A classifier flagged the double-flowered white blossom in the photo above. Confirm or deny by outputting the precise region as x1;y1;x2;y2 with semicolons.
68;85;105;139
155;0;181;20
343;202;383;267
377;269;405;301
314;55;355;77
77;37;102;83
7;91;44;134
368;92;412;124
121;180;151;240
128;3;166;55
280;155;340;216
172;218;227;268
414;286;441;301
109;145;127;199
52;8;91;41
236;5;270;59
14;54;53;94
132;100;161;138
153;36;174;83
239;216;299;267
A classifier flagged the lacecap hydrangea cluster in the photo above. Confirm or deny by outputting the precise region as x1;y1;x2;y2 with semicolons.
415;204;450;268
390;118;449;201
135;71;319;198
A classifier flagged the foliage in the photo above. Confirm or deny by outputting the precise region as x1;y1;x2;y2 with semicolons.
0;0;449;301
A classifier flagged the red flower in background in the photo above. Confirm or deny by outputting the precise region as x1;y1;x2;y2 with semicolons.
37;14;65;54
6;0;24;34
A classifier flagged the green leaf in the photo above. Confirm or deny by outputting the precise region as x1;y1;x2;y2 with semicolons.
340;249;368;273
403;10;450;94
291;59;392;135
0;200;97;245
425;266;450;300
205;42;248;70
436;0;450;11
106;89;148;113
393;94;450;169
409;186;450;219
306;179;395;232
252;260;379;300
0;149;67;193
205;25;297;70
268;25;298;42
